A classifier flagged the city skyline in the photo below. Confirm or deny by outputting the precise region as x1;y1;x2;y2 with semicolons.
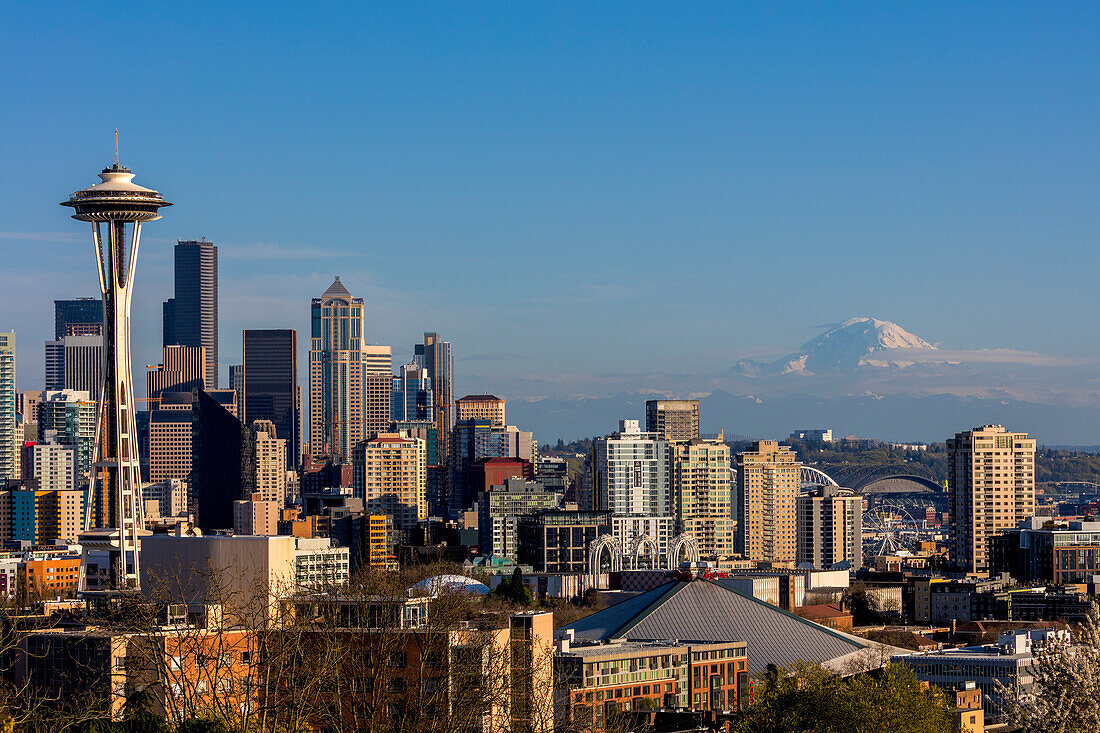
4;7;1100;406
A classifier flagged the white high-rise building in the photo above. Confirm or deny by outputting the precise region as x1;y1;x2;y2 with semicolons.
38;390;97;484
593;420;670;517
0;332;14;482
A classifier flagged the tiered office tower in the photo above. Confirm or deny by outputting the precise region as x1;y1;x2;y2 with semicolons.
146;344;206;406
948;425;1036;574
62;155;171;589
0;333;14;482
645;399;700;442
163;239;218;387
242;329;298;469
309;277;364;461
736;440;800;565
414;332;453;440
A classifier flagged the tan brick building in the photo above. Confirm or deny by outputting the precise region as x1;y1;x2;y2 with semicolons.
645;399;699;443
456;394;506;427
736;441;800;565
948;425;1036;574
672;439;733;558
352;433;427;532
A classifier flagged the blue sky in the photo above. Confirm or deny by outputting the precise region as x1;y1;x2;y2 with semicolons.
3;2;1099;401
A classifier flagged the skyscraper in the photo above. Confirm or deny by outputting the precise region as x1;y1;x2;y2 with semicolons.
242;329;298;469
592;419;671;518
363;373;392;441
54;298;103;339
62;155;171;589
948;425;1036;574
164;239;218;388
391;363;433;423
736;440;800;565
0;332;15;482
645;399;700;443
362;344;392;375
309;277;364;461
413;332;453;443
191;389;252;531
45;335;103;399
146;345;206;406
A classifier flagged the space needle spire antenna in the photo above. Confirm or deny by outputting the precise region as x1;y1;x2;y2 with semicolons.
62;149;171;591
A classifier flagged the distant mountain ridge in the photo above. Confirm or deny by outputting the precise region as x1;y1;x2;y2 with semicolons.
731;317;938;375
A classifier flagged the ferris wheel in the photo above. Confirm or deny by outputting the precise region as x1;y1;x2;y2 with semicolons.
863;506;919;556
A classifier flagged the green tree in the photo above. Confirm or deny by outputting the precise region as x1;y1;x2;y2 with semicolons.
734;662;954;733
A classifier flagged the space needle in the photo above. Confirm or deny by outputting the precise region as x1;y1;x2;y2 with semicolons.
62;137;171;590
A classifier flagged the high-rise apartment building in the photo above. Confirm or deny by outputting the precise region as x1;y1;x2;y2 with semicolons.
309;277;364;461
796;486;863;570
413;332;453;442
736;440;800;565
391;363;433;422
456;394;506;427
250;420;287;506
242;329;298;469
672;438;733;558
37;390;96;483
164;239;218;387
477;477;561;558
29;442;79;492
54;298;103;339
351;432;426;532
146;345;205;406
948;425;1037;575
0;333;14;482
362;344;392;375
592;420;670;518
645;400;700;443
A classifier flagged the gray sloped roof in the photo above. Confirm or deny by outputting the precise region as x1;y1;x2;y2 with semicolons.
561;579;870;672
322;276;351;298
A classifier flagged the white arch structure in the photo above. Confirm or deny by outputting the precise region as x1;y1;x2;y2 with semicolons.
588;535;623;579
665;533;700;569
631;535;660;569
800;466;839;487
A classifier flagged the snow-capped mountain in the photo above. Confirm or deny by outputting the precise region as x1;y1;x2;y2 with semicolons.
732;317;938;375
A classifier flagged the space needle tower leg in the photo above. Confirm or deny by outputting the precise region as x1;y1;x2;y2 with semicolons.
63;148;171;591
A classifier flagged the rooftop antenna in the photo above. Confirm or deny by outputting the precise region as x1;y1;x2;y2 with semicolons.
114;129;119;165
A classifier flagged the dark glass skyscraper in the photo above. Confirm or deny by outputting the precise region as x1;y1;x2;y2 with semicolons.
163;239;218;387
54;298;103;339
191;388;251;531
242;329;299;469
